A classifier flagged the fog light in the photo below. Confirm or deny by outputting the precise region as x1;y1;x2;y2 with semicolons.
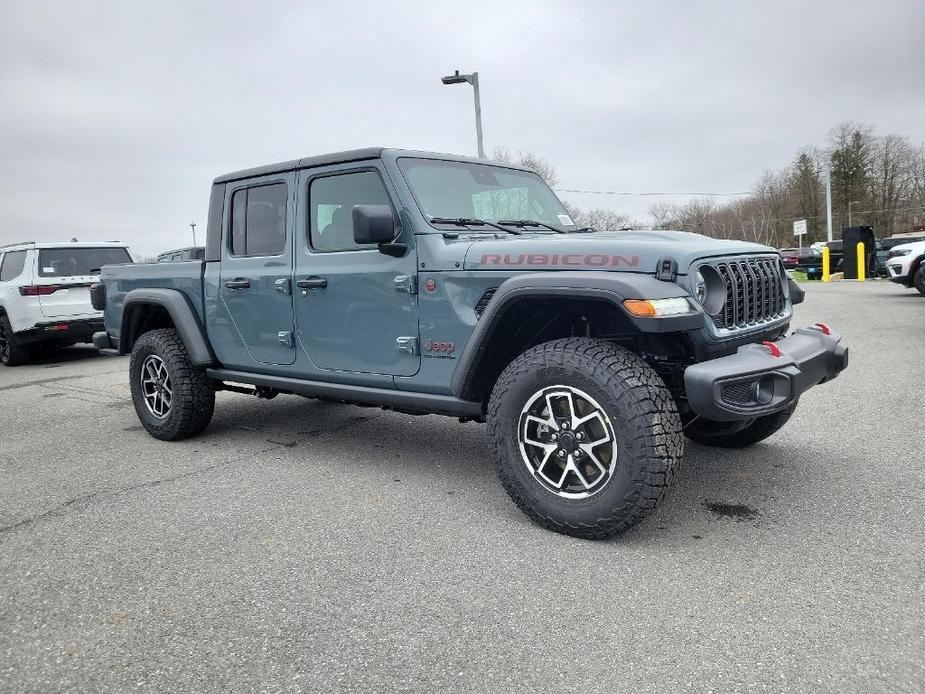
751;376;775;405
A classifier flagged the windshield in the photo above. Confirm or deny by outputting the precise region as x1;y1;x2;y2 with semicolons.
38;247;132;277
398;158;574;229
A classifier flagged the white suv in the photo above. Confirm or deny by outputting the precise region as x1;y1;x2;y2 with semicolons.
0;241;133;366
886;240;925;296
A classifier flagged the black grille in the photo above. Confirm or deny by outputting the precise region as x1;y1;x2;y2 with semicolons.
721;381;753;405
474;288;497;318
712;257;786;330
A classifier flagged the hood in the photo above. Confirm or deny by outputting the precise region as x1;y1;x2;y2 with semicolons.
461;229;776;273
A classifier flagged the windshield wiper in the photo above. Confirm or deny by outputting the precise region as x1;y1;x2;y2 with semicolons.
496;219;566;234
429;217;521;234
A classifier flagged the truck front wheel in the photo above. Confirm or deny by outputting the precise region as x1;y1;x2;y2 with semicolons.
684;402;797;448
129;328;215;441
487;338;683;539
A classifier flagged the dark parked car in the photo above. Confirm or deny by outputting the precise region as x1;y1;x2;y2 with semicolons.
156;247;205;263
779;248;800;269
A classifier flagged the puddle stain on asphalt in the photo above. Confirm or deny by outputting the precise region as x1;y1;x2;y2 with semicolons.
703;500;759;521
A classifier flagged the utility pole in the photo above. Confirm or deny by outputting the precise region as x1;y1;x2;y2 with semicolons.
441;70;485;158
190;222;197;246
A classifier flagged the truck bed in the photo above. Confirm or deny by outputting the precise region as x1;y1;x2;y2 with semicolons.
100;260;206;344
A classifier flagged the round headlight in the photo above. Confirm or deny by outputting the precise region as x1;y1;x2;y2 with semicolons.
693;265;726;316
694;269;707;304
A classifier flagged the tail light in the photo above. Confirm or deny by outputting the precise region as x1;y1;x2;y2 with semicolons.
19;285;62;296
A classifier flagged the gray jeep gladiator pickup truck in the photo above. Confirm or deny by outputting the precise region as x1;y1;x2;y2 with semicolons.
92;148;848;538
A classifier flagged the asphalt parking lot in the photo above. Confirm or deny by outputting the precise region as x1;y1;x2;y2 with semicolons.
1;281;923;693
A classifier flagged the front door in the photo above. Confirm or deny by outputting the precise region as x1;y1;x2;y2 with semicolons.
218;173;296;367
294;166;419;377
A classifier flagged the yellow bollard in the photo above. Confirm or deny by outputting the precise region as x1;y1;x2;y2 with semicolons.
857;241;865;282
822;246;830;282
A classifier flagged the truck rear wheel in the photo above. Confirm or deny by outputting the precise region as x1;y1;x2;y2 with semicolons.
0;314;30;366
684;402;797;448
487;338;683;539
129;328;215;441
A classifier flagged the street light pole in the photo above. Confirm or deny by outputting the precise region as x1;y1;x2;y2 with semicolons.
471;73;484;159
190;222;196;246
825;166;833;243
441;70;485;158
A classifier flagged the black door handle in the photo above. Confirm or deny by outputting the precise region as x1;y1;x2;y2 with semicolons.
296;277;327;289
224;279;251;290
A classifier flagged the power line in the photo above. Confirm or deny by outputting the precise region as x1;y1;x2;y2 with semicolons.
722;206;923;226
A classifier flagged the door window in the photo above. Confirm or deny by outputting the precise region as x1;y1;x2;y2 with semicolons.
230;183;288;257
0;250;27;281
309;171;392;252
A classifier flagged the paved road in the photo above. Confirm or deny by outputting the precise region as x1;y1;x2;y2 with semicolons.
1;282;923;693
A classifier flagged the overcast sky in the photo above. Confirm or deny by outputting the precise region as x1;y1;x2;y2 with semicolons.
1;0;923;257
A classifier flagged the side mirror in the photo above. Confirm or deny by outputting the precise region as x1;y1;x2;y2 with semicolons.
353;205;395;245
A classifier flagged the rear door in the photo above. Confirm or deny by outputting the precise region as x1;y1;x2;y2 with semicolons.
35;246;132;318
218;173;297;367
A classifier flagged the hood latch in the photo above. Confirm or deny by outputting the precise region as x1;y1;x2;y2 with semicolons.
655;257;678;282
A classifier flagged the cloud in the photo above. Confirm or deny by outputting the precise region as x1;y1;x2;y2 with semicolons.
1;0;923;255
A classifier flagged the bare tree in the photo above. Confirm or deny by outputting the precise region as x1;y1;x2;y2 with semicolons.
649;201;680;229
572;208;633;230
870;134;916;234
490;146;559;187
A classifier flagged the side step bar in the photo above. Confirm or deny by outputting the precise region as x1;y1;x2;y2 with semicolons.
206;368;483;418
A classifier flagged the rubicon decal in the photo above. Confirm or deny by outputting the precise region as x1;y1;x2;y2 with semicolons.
479;253;640;268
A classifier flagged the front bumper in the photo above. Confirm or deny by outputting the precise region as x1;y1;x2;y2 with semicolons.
683;325;848;421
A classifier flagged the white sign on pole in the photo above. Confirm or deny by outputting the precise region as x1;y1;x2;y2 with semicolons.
793;219;808;251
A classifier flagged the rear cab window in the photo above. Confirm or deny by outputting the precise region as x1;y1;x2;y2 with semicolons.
230;183;288;256
38;247;132;277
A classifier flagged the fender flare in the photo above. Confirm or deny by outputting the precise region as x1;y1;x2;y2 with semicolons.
120;288;214;365
450;271;700;399
911;254;925;275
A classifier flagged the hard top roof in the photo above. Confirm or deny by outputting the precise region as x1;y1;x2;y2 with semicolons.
212;148;534;184
0;240;128;252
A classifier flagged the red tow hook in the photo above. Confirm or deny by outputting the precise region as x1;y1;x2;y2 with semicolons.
814;322;831;335
761;341;782;358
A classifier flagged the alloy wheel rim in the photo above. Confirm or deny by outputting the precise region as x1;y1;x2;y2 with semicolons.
517;385;618;499
140;355;172;419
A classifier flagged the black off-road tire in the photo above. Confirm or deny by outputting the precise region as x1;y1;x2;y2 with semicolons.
0;313;30;366
684;401;797;448
487;338;683;539
913;266;925;296
129;328;215;441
